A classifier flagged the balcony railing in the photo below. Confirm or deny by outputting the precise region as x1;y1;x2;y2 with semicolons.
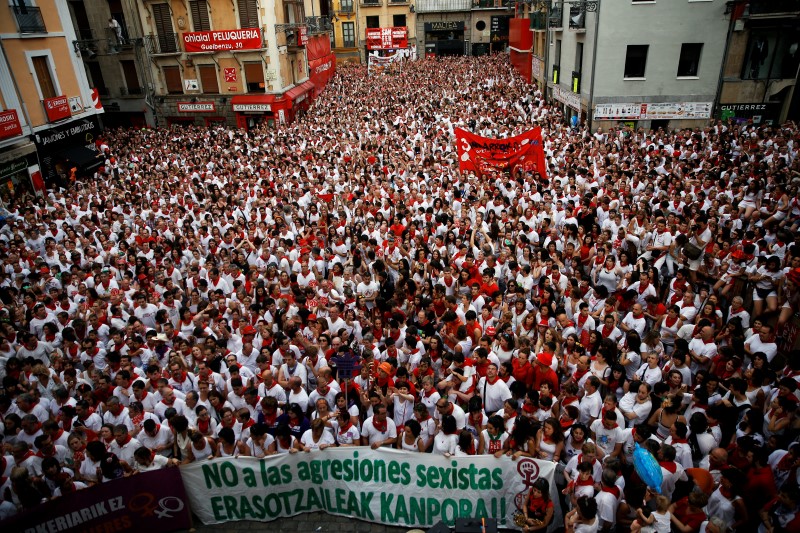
473;0;512;9
119;86;144;97
12;5;46;33
145;33;180;54
306;16;333;34
549;7;563;28
530;11;547;30
568;5;585;29
415;0;472;12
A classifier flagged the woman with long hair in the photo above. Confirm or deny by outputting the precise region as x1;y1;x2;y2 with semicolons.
522;478;554;532
534;417;565;462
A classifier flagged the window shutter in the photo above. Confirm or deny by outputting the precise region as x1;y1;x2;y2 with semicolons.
32;56;57;99
237;0;259;29
244;61;264;82
198;64;219;93
163;66;183;94
190;0;211;32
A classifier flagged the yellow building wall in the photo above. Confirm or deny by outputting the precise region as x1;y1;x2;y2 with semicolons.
3;38;86;128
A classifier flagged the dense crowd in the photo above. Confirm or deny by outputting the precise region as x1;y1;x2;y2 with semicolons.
0;54;799;533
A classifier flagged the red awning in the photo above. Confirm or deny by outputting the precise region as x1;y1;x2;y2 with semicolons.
284;80;316;103
230;94;277;106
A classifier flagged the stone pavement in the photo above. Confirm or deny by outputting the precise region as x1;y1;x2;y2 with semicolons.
187;512;416;533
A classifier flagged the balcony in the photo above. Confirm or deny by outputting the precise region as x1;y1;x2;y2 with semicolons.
145;33;180;55
568;5;585;30
530;11;547;30
549;7;563;29
415;0;472;12
119;86;144;97
361;0;381;5
12;5;46;33
472;0;512;9
747;0;800;16
306;16;333;34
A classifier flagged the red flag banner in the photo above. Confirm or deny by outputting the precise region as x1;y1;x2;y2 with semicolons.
455;126;547;178
365;27;408;50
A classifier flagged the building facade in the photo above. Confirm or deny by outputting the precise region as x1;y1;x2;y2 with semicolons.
358;0;416;62
94;0;335;128
413;0;513;58
68;0;153;128
717;0;800;125
1;0;104;198
536;0;729;130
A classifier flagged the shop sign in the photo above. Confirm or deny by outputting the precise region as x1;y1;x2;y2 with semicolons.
717;102;781;124
43;95;71;122
177;102;216;112
593;102;713;120
0;158;27;179
425;21;465;31
183;29;262;52
0;109;23;140
550;83;581;111
232;104;271;112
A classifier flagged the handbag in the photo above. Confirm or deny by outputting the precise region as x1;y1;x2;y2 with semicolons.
683;242;703;260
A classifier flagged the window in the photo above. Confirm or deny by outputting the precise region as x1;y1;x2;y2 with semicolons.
32;56;58;99
575;42;583;74
342;22;355;47
340;0;354;11
107;0;130;42
190;0;211;32
121;60;141;94
624;44;648;78
162;66;183;94
152;3;178;53
198;64;219;93
86;62;108;95
677;43;702;77
393;14;406;27
743;29;800;80
238;0;259;29
366;16;380;29
244;61;265;92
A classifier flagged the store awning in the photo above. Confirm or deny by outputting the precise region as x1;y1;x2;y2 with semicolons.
230;94;278;106
59;146;103;170
284;80;316;104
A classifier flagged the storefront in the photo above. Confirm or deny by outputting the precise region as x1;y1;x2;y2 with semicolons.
33;115;103;185
0;144;38;204
424;22;466;57
166;102;223;128
549;83;582;123
284;81;316;120
231;95;279;130
716;102;782;125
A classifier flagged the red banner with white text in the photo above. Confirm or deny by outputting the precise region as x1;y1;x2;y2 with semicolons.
455;126;547;178
366;27;408;50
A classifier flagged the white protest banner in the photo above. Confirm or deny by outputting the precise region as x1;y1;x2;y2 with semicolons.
180;448;560;530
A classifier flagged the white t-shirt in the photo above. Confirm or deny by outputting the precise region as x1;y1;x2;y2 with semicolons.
300;429;335;451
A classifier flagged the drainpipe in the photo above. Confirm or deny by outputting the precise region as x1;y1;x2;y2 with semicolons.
586;0;600;131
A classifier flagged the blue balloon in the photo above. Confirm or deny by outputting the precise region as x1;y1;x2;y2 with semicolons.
633;442;663;493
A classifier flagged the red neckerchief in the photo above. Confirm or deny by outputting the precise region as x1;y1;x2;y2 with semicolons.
665;314;679;328
633;313;644;320
242;419;255;429
573;368;589;381
601;324;614;338
638;282;649;294
119;434;132;446
16;450;35;464
338;420;353;434
671;437;688;444
424;388;437;398
372;417;387;433
577;314;588;328
659;461;678;473
601;485;621;498
575;476;595;486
